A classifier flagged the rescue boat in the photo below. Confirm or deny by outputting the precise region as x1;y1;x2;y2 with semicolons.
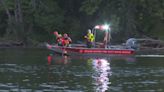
47;24;135;56
46;43;135;56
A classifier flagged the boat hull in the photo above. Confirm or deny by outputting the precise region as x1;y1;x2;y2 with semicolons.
46;44;135;56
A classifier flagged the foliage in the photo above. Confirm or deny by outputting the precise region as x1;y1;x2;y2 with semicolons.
86;0;163;41
0;0;163;45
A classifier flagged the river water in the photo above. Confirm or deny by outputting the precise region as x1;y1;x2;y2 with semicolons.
0;48;164;92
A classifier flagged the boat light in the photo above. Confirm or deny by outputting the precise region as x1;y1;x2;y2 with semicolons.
94;24;110;31
95;25;100;29
102;24;109;30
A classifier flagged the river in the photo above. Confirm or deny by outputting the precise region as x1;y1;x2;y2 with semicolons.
0;48;164;92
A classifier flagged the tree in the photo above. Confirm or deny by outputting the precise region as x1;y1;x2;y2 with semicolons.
80;0;164;41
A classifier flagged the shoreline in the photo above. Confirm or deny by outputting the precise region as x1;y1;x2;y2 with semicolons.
0;42;46;48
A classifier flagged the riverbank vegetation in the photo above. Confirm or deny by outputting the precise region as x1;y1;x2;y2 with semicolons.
0;0;164;46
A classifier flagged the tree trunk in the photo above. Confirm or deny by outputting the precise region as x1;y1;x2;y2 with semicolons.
15;0;23;23
31;0;36;10
14;0;26;45
0;0;13;35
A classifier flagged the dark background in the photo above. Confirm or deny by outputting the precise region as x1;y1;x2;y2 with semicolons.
0;0;163;46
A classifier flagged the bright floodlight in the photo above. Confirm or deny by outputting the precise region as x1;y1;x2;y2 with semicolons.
102;24;109;30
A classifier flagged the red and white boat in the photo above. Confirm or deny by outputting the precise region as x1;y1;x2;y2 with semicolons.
46;44;135;56
47;24;135;56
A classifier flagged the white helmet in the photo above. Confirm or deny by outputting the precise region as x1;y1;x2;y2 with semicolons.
88;29;91;33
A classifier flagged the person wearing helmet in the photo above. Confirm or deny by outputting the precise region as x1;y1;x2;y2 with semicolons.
84;29;95;48
62;33;72;47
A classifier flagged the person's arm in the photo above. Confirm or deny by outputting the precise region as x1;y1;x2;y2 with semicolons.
68;37;72;43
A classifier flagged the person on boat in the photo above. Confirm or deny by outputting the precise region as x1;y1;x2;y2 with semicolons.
84;29;95;48
62;33;72;47
103;31;111;48
53;31;63;46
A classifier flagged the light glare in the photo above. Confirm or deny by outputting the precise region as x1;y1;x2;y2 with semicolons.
102;24;109;30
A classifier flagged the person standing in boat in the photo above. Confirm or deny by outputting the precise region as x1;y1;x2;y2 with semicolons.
103;31;111;48
84;29;95;48
62;33;72;47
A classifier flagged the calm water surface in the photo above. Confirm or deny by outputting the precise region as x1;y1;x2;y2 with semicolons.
0;48;164;92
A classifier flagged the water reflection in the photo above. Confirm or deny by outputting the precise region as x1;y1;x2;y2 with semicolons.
91;58;112;92
47;54;70;65
1;48;164;91
47;54;112;92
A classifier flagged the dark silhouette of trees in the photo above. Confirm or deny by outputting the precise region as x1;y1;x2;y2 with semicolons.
0;0;163;45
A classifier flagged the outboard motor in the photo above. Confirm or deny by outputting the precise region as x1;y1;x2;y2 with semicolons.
126;38;139;49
